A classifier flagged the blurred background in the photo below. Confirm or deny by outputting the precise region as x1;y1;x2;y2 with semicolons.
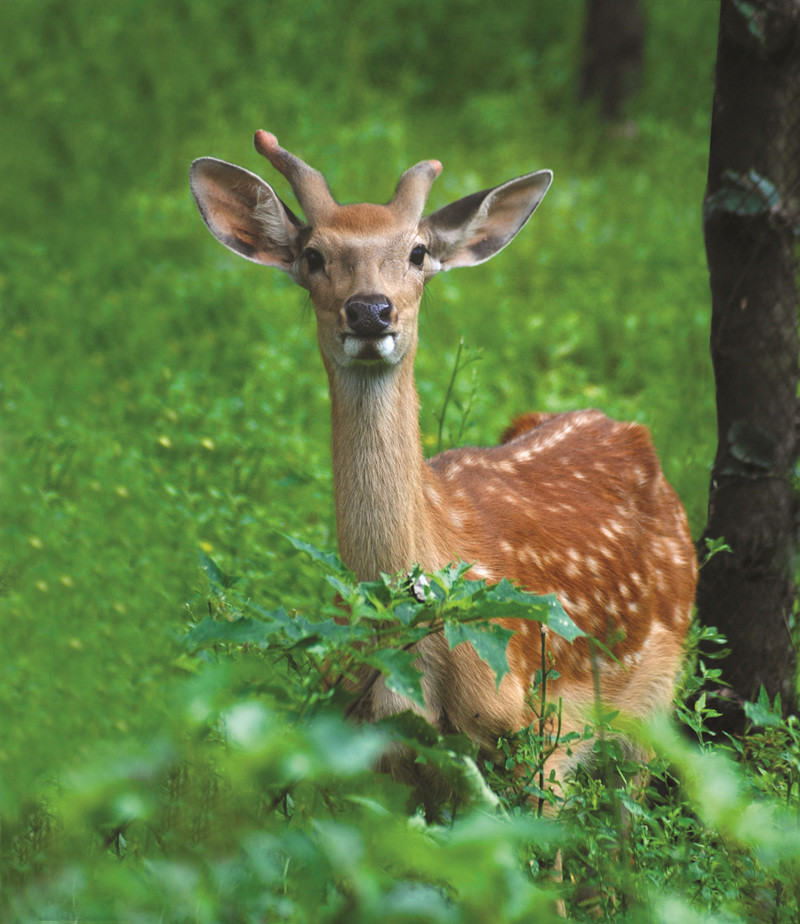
2;0;717;857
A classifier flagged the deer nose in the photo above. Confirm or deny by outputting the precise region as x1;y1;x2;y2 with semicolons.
344;294;393;337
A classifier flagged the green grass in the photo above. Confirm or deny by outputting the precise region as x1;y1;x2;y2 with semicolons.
7;2;794;922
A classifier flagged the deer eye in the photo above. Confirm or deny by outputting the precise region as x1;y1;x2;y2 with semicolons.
304;248;324;272
409;244;427;267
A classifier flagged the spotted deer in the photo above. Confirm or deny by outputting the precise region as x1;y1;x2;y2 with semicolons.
190;132;697;807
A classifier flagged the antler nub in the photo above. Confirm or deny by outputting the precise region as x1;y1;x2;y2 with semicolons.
253;131;441;225
253;131;290;173
390;159;443;222
253;130;336;224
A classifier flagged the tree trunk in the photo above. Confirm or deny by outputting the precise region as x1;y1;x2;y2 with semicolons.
698;0;800;730
579;0;645;121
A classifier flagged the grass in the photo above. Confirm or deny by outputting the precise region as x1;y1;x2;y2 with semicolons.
6;1;796;921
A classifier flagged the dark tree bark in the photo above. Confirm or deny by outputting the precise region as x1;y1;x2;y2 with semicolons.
579;0;645;120
698;0;800;730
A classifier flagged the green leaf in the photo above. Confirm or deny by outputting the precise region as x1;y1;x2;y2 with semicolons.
432;752;500;810
184;614;285;650
380;711;496;809
444;619;513;687
391;600;427;626
305;714;386;776
436;561;476;593
248;604;346;645
484;577;538;605
702;537;732;566
367;648;426;711
482;582;585;643
283;534;349;577
744;687;783;728
618;793;651;821
198;550;239;590
379;709;441;748
325;574;356;599
185;603;351;654
543;594;586;643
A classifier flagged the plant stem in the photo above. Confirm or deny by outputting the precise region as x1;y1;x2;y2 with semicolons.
538;626;547;817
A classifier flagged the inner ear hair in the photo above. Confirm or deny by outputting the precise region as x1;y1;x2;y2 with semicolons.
254;187;303;250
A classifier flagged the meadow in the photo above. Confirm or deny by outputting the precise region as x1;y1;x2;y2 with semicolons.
2;1;798;920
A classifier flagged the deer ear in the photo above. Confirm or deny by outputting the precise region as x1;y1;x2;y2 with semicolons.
421;170;552;271
190;157;303;271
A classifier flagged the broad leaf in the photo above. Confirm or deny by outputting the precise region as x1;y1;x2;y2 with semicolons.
482;582;585;643
325;574;356;599
283;534;349;577
184;613;287;650
378;709;441;748
542;594;586;643
367;648;426;711
444;619;513;688
428;751;499;810
744;687;783;729
199;550;239;590
379;711;497;810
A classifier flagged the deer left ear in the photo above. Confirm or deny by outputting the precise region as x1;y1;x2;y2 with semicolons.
421;170;552;271
190;157;303;271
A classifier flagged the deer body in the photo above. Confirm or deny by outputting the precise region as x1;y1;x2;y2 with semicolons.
190;133;697;798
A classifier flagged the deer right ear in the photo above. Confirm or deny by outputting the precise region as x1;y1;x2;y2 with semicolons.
190;157;303;271
421;170;553;271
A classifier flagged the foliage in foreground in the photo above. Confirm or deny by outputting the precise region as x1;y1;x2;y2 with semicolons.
4;550;800;923
5;1;788;921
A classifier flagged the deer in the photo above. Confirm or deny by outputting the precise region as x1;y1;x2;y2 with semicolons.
189;131;698;817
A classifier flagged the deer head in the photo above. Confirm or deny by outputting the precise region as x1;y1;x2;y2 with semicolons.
190;131;552;377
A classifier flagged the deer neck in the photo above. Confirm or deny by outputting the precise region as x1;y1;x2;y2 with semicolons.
327;359;434;582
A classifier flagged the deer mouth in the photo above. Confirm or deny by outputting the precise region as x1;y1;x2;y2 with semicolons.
341;333;397;362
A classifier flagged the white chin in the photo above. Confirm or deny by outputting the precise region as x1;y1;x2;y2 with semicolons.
343;335;396;360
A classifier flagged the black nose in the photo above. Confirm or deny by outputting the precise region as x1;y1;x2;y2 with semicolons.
344;294;393;337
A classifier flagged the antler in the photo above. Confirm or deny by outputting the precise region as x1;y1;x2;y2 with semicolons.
390;159;443;222
255;131;441;225
254;130;336;224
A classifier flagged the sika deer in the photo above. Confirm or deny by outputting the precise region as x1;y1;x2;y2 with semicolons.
190;132;697;806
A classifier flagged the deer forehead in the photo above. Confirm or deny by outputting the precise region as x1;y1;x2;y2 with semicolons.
311;203;420;250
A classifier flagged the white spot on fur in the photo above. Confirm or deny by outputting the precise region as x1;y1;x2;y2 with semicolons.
585;555;601;576
448;508;464;528
521;548;541;568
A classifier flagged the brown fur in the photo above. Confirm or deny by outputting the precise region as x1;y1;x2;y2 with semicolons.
500;411;560;443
